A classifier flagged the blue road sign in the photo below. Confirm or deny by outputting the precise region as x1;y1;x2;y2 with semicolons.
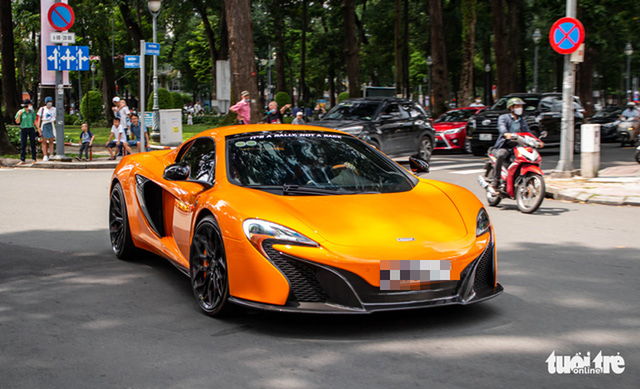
125;55;141;69
145;43;160;56
46;46;90;71
144;112;153;128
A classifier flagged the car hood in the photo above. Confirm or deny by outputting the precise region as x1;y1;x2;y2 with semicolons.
434;122;467;131
224;181;468;251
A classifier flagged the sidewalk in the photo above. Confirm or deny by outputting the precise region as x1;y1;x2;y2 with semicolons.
546;164;640;206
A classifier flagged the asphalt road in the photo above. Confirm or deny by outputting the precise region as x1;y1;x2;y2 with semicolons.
0;145;638;389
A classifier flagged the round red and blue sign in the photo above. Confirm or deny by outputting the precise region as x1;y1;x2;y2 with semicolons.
549;17;585;55
48;3;75;32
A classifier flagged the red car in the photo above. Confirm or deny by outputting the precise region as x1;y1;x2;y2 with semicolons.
433;107;485;153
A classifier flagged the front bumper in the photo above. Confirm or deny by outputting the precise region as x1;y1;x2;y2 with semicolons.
435;132;466;150
229;240;502;314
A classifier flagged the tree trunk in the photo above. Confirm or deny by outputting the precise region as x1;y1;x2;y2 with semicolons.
98;43;117;122
0;0;20;123
329;65;336;107
0;115;15;155
343;0;361;97
273;0;287;94
577;46;595;117
492;0;518;98
394;0;402;96
459;0;477;107
403;0;410;98
429;0;449;117
225;0;261;123
118;1;144;44
192;0;219;100
300;0;308;103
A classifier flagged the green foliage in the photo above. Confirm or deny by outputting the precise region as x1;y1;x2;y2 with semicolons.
190;115;224;126
275;92;291;108
81;91;104;124
170;92;184;109
147;88;172;110
65;114;78;125
338;92;350;103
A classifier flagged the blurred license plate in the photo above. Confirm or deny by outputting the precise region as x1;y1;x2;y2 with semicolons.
479;133;492;141
379;260;458;291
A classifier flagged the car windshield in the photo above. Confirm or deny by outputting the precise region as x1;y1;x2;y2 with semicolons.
490;96;540;112
435;109;476;123
323;101;381;121
226;131;416;195
593;107;623;118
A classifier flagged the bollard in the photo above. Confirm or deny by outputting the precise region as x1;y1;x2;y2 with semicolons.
581;123;600;178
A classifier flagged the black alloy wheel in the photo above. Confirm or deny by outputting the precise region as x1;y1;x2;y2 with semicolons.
418;136;434;161
189;215;232;316
463;136;472;154
109;182;136;259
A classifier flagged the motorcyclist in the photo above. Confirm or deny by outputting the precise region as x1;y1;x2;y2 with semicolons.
619;101;640;142
490;97;538;189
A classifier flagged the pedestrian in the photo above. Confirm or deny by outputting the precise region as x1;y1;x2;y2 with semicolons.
263;101;291;124
105;117;131;160
187;112;193;125
35;96;56;161
229;90;251;124
194;100;203;116
14;99;38;165
126;114;150;153
469;97;485;107
76;123;94;161
292;111;305;125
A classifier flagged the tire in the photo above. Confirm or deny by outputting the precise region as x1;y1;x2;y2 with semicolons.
189;215;233;316
463;136;472;154
620;133;629;147
515;173;545;214
484;166;501;207
635;149;640;164
471;145;486;157
418;136;434;161
109;182;137;260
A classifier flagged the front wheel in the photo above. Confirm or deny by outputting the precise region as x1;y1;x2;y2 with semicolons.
635;149;640;164
620;133;630;147
516;173;545;214
463;136;472;154
109;182;136;259
418;136;433;161
189;215;233;316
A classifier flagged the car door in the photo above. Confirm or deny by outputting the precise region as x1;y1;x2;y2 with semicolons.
377;102;412;155
538;96;562;143
166;137;216;261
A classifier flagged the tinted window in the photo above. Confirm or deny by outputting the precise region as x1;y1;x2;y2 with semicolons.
593;107;623;118
226;131;416;194
178;137;216;182
383;103;410;119
435;109;476;123
324;100;381;121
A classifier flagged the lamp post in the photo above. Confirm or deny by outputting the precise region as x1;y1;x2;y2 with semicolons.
533;28;541;93
148;0;162;142
177;71;182;93
484;63;491;106
91;62;96;91
426;55;433;116
625;42;633;102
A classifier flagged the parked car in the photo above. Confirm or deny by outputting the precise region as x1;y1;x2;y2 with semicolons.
433;107;486;153
588;105;625;142
467;93;584;156
310;97;436;161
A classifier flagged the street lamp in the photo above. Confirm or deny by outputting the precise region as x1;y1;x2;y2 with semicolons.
91;62;96;91
148;0;162;141
532;28;541;93
426;55;433;116
625;42;633;102
177;71;182;93
484;63;492;106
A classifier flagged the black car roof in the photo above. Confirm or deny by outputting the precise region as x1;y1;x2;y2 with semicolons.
341;97;414;103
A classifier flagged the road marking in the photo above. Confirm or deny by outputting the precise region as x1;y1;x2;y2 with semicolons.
450;169;486;175
429;162;486;171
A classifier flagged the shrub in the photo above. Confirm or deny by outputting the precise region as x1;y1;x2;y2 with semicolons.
191;115;224;126
338;92;350;103
147;87;172;110
275;91;291;109
181;93;192;106
80;91;104;124
170;92;183;109
65;114;78;125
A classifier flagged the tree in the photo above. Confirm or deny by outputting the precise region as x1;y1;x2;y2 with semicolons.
430;0;449;117
0;0;20;123
343;0;361;97
459;0;477;106
225;0;261;123
492;0;518;98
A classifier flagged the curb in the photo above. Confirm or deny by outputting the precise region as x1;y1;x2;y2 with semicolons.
1;158;118;170
545;184;640;207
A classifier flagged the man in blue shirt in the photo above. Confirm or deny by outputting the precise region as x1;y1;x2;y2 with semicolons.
127;114;150;153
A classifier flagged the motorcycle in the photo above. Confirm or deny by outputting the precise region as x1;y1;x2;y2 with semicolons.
617;118;639;147
635;144;640;164
477;132;547;214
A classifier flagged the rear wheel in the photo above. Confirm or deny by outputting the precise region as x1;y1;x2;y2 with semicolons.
515;173;545;214
418;136;433;161
189;215;232;316
109;182;136;259
620;133;629;147
484;166;501;207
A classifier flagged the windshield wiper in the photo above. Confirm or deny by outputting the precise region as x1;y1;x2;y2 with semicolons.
282;184;347;196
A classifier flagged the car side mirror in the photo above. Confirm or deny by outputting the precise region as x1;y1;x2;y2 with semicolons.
164;162;190;181
539;131;548;139
408;157;430;174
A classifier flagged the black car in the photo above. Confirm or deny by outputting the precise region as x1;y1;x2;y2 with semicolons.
588;106;625;142
467;93;585;156
310;97;436;161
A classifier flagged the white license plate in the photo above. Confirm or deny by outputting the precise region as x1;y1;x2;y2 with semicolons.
479;133;492;141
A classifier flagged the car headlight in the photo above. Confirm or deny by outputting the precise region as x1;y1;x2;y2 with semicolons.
476;208;491;236
340;125;364;134
468;119;476;129
243;219;320;254
442;127;464;135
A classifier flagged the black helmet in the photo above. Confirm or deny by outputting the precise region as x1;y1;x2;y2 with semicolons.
23;99;33;106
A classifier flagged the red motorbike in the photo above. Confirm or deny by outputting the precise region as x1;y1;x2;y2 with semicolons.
477;132;547;214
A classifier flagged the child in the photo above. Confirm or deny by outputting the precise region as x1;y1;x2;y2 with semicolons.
105;117;131;160
76;123;94;161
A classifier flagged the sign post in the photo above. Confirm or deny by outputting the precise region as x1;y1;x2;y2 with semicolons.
549;4;584;177
139;41;146;153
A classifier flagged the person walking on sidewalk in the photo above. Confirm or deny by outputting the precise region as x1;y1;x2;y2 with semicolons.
76;123;94;161
36;96;56;161
14;99;37;165
263;101;291;124
292;111;305;125
229;90;251;124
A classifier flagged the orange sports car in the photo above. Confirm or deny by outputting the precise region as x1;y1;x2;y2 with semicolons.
109;124;502;316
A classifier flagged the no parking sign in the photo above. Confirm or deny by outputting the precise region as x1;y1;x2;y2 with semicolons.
549;17;584;55
47;3;75;32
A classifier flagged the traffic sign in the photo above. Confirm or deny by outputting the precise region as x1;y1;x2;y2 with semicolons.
46;46;89;71
47;3;75;32
145;42;160;56
549;17;585;55
50;32;75;44
125;55;141;69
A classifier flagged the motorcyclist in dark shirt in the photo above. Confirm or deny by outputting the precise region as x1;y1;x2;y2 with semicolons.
490;97;540;189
